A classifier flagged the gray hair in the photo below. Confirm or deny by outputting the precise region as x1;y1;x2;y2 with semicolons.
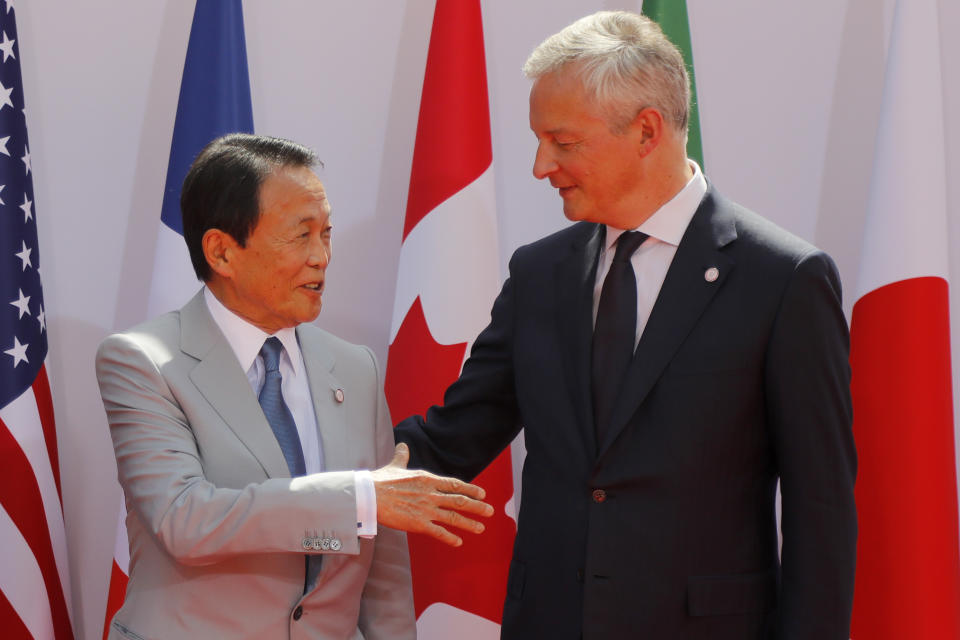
523;11;690;134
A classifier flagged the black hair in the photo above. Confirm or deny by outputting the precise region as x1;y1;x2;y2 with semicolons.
180;133;319;281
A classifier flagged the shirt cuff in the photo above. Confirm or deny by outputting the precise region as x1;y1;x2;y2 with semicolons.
355;469;377;538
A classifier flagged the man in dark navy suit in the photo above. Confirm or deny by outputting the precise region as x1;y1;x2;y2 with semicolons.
395;10;856;639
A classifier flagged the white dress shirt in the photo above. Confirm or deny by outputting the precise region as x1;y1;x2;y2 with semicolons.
593;160;708;346
204;287;376;536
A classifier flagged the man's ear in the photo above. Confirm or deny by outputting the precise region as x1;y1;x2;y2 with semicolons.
632;106;665;157
202;229;239;280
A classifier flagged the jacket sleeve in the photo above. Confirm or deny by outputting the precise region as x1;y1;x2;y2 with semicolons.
394;261;523;482
95;332;362;565
764;250;857;639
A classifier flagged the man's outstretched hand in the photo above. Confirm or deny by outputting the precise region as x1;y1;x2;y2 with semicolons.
372;443;494;547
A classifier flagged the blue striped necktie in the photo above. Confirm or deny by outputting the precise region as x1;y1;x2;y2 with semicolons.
258;337;307;477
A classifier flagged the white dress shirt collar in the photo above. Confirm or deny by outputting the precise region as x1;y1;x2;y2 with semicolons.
202;287;303;377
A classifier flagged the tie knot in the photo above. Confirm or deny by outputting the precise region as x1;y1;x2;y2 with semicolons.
613;231;648;263
260;337;284;373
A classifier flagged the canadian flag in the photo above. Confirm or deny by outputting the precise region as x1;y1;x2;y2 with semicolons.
384;0;516;636
849;0;960;637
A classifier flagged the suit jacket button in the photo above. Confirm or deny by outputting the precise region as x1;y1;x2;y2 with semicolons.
293;605;303;621
592;489;607;503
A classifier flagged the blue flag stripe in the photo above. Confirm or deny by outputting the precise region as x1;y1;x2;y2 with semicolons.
159;0;254;234
0;8;45;409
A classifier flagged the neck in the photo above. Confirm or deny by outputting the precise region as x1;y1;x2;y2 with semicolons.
612;155;693;230
205;278;278;334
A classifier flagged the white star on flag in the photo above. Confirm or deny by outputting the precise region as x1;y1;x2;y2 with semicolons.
14;239;31;270
0;78;11;110
21;143;29;174
0;135;9;156
0;31;14;62
10;287;29;318
4;0;13;15
37;304;45;332
4;336;28;367
19;192;31;221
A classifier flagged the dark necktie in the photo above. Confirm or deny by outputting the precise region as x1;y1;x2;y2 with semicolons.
258;337;307;477
592;231;648;443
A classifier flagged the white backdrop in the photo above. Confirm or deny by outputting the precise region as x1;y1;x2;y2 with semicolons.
12;1;959;638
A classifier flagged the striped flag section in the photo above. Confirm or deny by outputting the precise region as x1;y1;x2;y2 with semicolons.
101;2;254;637
0;5;74;638
641;0;703;168
99;496;127;640
849;0;960;637
384;1;514;636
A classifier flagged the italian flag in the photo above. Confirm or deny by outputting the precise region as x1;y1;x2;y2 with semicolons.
642;0;703;168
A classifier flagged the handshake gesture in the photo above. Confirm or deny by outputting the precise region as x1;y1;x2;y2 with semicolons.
372;443;494;547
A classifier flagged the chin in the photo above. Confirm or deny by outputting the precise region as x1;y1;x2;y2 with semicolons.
291;307;322;326
562;204;585;222
563;205;599;224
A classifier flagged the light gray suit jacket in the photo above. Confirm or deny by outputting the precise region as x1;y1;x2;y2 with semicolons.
95;291;415;640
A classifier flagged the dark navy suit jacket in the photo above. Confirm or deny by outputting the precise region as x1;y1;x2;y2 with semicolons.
396;187;857;639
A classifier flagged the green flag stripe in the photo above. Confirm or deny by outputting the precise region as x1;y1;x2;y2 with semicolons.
641;0;704;169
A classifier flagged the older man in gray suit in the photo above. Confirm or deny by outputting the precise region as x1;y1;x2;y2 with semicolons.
96;133;492;640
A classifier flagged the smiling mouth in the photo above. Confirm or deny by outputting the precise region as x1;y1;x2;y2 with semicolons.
303;282;323;291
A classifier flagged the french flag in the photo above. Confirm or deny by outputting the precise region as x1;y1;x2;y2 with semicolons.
101;2;253;637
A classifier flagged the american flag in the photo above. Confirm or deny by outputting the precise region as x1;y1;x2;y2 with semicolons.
0;4;74;639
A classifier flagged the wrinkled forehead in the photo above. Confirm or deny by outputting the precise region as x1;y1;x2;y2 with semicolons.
529;70;606;128
262;164;327;203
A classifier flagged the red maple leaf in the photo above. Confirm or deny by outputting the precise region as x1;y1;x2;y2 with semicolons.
386;296;516;622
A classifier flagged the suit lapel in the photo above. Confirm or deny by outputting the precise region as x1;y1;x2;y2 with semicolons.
597;190;738;457
556;224;605;458
297;327;348;472
180;291;291;478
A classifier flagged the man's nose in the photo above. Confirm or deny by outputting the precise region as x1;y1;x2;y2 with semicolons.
308;241;330;268
532;142;557;180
